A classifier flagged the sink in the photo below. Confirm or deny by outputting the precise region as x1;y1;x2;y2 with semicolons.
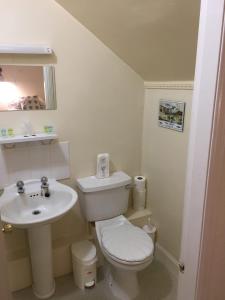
0;179;78;299
1;179;77;228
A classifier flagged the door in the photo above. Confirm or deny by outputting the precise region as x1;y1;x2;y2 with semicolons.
177;0;225;299
195;11;225;300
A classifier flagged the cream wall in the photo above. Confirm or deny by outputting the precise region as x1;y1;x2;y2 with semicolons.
141;86;193;259
56;0;200;81
0;0;144;290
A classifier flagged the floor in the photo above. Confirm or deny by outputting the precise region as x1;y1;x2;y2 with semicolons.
13;259;177;300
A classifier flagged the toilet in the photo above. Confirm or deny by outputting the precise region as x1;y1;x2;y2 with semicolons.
77;171;154;300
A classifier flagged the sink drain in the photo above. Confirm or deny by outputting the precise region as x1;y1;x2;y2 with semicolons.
32;210;41;215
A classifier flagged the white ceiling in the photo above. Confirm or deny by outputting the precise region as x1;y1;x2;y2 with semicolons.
55;0;200;81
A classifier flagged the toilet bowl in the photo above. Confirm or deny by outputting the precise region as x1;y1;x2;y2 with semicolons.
95;215;154;300
77;171;154;300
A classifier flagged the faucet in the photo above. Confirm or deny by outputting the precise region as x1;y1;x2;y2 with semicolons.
0;188;4;197
41;176;50;197
16;180;25;194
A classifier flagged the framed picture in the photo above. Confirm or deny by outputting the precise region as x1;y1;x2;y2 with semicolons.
158;100;186;132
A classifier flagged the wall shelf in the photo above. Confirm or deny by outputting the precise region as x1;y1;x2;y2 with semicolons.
126;208;152;227
126;208;152;221
0;133;58;146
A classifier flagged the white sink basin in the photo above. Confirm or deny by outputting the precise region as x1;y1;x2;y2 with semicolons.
0;178;77;299
0;179;77;228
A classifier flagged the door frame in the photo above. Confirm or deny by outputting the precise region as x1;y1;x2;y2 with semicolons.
177;0;225;299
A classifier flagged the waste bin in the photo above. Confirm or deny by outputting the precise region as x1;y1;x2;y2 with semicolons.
71;240;97;290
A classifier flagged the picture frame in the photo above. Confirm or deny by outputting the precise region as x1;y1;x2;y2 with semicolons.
158;100;186;132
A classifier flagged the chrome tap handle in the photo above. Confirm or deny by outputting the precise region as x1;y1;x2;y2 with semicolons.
41;176;48;186
41;176;50;197
16;180;24;187
16;180;25;193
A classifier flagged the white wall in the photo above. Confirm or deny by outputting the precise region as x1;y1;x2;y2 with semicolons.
0;0;144;291
142;85;193;259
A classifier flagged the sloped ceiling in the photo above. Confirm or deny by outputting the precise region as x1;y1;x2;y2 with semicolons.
55;0;200;81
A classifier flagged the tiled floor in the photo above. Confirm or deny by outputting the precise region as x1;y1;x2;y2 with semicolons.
13;259;177;300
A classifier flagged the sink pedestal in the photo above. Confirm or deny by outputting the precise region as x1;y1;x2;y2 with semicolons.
0;179;77;298
28;224;55;299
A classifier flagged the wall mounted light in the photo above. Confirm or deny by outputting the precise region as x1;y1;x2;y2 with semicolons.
0;44;53;54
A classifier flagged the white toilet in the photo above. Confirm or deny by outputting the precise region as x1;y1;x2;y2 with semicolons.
77;171;154;300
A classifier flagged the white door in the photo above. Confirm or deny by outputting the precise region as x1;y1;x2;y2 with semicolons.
177;0;225;299
0;217;11;300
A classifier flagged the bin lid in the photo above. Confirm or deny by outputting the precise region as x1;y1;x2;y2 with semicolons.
71;240;96;263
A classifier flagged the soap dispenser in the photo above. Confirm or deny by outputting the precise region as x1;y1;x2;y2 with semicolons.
96;153;110;179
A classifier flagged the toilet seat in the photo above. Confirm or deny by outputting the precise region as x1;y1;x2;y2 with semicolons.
102;247;153;266
101;223;154;264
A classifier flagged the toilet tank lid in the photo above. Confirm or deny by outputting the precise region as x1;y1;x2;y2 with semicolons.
76;171;132;192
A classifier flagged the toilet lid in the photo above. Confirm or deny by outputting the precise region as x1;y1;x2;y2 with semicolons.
101;224;154;263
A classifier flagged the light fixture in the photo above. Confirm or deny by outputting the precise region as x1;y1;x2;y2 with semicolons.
0;82;20;106
0;66;20;108
0;44;53;54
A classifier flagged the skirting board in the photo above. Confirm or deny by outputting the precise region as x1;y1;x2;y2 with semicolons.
155;243;179;280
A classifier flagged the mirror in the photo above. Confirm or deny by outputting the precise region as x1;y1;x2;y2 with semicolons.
0;65;56;111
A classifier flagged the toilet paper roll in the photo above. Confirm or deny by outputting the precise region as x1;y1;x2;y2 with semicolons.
133;189;146;211
134;176;146;190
